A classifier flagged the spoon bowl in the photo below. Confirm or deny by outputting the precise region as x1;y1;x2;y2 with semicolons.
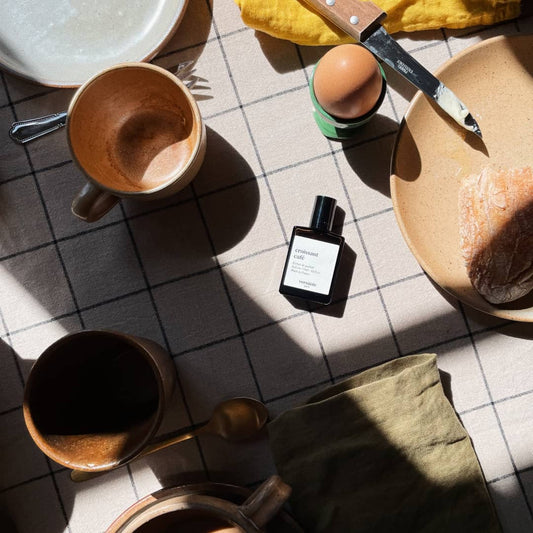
206;397;269;441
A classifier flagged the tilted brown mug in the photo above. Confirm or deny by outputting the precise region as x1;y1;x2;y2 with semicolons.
106;476;294;532
23;330;177;472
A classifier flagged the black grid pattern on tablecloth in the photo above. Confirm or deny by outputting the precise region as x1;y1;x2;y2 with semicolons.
0;2;532;532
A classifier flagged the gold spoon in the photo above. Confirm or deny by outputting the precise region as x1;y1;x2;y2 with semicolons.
70;397;269;482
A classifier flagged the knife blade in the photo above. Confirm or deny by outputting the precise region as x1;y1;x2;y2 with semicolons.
303;0;482;138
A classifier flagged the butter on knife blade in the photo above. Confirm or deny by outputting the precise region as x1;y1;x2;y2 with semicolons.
303;0;482;138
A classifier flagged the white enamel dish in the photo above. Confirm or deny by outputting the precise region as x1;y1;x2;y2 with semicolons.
0;0;188;87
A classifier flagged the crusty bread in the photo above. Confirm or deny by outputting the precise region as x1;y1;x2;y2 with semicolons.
459;166;533;304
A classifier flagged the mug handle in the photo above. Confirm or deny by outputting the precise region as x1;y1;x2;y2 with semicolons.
72;182;119;222
238;475;292;529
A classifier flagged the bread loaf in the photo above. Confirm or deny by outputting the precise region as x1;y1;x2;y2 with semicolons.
459;166;533;304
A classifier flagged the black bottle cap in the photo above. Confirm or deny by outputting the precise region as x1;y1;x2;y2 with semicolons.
310;196;337;231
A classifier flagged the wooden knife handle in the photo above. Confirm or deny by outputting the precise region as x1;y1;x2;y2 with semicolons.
302;0;386;41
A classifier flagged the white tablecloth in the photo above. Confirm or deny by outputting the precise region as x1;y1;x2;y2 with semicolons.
0;1;532;532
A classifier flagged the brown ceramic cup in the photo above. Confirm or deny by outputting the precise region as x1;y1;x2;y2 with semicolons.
23;330;176;472
68;62;206;222
106;476;293;533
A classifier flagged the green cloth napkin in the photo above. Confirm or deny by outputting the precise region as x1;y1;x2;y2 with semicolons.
268;354;501;532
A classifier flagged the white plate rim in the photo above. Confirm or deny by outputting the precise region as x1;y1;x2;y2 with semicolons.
0;0;189;88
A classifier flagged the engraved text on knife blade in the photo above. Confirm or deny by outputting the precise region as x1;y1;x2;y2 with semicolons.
363;26;481;136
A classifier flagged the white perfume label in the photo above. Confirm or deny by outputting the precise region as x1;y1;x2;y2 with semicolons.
283;235;340;295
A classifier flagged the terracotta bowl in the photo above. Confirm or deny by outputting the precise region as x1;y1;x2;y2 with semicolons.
391;35;533;321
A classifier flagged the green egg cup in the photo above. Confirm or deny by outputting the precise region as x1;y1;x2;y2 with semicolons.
309;61;387;140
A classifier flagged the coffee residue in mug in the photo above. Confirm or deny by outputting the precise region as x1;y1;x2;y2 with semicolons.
111;105;196;191
135;510;242;533
28;335;160;469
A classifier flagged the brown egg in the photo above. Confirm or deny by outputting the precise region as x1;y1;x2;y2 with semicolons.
313;44;383;120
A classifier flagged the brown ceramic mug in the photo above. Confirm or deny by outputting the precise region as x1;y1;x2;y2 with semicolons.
106;476;294;533
67;62;206;222
23;330;176;472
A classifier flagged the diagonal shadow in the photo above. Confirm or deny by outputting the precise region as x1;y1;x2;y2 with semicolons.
1;6;533;533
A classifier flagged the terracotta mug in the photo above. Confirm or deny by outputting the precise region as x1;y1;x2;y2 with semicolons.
106;476;293;532
67;62;206;222
23;330;176;472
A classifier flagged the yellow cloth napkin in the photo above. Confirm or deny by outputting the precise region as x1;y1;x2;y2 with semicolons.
268;354;501;532
234;0;521;45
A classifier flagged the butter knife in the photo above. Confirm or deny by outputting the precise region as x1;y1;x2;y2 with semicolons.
303;0;482;137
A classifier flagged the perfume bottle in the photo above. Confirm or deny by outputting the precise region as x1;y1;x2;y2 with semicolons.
279;196;345;305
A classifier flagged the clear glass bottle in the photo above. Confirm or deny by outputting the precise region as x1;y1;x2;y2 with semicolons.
279;196;345;305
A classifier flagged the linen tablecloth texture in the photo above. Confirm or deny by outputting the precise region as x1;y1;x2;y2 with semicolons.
234;0;522;45
1;1;533;533
269;354;501;532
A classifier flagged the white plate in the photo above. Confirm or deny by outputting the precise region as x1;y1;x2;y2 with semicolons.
0;0;188;87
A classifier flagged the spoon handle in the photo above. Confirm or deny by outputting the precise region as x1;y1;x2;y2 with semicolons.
9;112;68;144
69;423;209;483
138;423;208;458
